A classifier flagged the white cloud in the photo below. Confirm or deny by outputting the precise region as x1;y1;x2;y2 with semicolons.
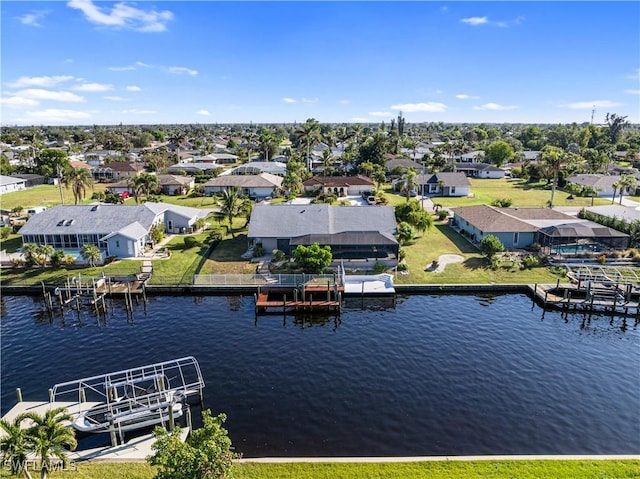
6;76;74;88
197;110;210;116
0;96;40;108
461;15;524;27
455;94;480;100
103;96;130;101
350;117;370;122
461;16;488;26
368;111;393;117
122;109;156;114
472;102;518;110
282;98;297;103
14;89;85;103
560;100;622;109
126;85;141;92
390;102;447;113
109;65;136;72
73;82;113;92
168;66;198;76
16;109;92;123
339;99;351;105
67;0;173;32
625;68;640;80
302;97;319;104
64;58;74;63
17;10;49;27
625;89;640;95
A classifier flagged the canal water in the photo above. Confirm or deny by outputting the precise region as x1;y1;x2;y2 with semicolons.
1;293;638;457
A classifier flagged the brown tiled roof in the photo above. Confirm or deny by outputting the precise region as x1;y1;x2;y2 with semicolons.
102;162;145;172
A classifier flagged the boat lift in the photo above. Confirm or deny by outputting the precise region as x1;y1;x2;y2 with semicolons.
51;356;205;445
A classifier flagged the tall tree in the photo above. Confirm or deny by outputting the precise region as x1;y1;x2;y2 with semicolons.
399;169;417;201
61;167;94;205
485;141;515;167
617;174;637;205
217;186;243;238
80;244;102;267
0;415;33;478
129;172;159;203
605;113;629;144
23;408;77;479
540;145;566;207
295;118;321;171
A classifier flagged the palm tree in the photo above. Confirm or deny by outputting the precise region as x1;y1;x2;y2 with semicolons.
80;244;102;267
23;408;77;479
217;186;243;238
541;145;566;207
129;173;159;203
282;171;303;196
400;170;417;201
61;167;94;205
0;415;33;478
295;118;321;171
617;174;637;205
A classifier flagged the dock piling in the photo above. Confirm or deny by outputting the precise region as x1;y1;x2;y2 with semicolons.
16;388;22;402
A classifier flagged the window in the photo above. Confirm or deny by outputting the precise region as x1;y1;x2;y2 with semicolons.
513;232;519;245
451;187;456;194
116;240;120;248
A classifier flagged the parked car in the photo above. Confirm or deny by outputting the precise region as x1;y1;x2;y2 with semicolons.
367;196;376;205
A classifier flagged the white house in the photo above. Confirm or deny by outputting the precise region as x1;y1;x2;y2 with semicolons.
0;175;27;194
203;173;282;198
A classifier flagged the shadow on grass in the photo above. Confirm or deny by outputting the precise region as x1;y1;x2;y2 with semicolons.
463;257;490;270
435;224;479;254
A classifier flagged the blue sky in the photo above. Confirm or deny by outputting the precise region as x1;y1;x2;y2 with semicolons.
1;1;639;126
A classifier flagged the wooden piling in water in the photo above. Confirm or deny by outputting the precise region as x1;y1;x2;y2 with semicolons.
16;388;22;402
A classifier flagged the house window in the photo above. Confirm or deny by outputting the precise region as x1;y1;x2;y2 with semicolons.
451;187;456;194
168;220;173;231
116;240;120;248
513;232;519;245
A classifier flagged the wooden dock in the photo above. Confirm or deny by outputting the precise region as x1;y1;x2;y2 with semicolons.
255;283;343;314
531;282;640;316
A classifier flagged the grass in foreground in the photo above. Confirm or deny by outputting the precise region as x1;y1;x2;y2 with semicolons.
0;184;109;211
2;460;637;479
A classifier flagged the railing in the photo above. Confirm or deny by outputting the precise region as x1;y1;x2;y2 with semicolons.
193;273;342;286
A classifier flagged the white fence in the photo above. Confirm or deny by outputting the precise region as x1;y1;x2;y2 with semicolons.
192;273;342;286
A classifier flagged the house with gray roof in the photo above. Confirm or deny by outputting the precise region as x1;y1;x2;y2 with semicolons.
0;175;27;194
248;204;399;262
203;173;282;198
222;161;287;177
157;174;195;195
565;174;628;197
416;172;471;197
454;163;505;179
451;205;629;251
19;203;208;260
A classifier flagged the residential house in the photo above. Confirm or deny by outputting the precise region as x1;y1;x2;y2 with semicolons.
451;205;629;251
456;150;484;163
302;175;375;197
157;175;195;195
167;163;222;176
19;203;209;259
565;174;628;197
196;153;238;165
93;162;145;182
385;158;424;173
203;172;282;198
11;174;46;187
247;204;399;263
0;175;27;194
222;161;287;177
416;172;471;197
454;163;506;179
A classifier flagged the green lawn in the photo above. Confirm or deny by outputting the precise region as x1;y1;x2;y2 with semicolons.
433;178;610;209
0;260;142;286
150;193;221;209
148;231;213;285
2;459;636;479
0;234;22;253
0;184;108;211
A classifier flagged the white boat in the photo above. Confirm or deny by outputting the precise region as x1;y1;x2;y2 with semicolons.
51;356;205;435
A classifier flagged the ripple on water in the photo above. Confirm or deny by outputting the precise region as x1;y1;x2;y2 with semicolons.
1;293;638;456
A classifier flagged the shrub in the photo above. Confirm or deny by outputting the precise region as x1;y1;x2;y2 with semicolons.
253;244;265;257
398;249;406;261
272;249;285;262
0;226;11;240
596;254;607;264
522;255;540;269
480;235;505;258
491;198;513;207
397;262;408;271
436;210;449;221
373;262;387;273
184;236;199;249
